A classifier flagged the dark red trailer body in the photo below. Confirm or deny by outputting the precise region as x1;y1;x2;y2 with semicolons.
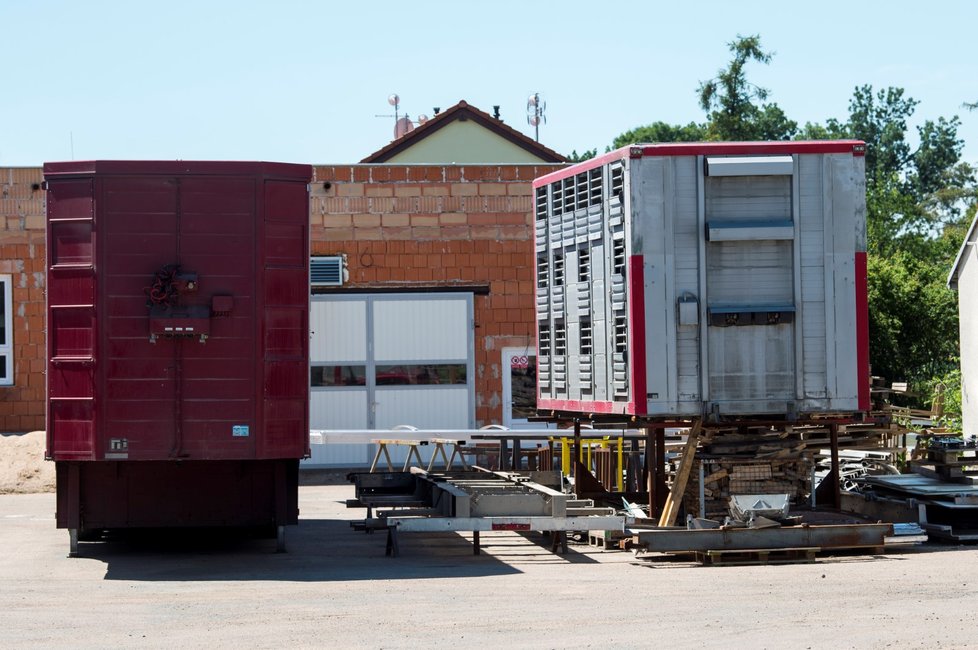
43;161;312;551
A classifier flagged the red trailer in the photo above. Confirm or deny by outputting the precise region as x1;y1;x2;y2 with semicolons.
44;161;312;555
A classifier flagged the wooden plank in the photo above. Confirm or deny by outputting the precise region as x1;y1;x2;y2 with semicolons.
658;419;702;527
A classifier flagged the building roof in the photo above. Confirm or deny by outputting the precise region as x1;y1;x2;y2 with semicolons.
360;100;568;164
948;211;978;290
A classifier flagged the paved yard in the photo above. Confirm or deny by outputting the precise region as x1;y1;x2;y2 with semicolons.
1;485;975;649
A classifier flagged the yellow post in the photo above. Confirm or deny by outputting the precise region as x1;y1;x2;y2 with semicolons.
560;437;571;476
616;436;624;492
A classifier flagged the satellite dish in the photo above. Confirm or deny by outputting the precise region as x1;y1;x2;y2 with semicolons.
417;114;429;124
394;116;415;138
388;93;400;107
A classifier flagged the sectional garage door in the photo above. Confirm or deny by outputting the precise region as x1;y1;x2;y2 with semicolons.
309;293;475;433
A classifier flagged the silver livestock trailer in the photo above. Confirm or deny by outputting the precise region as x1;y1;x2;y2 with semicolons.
533;141;868;419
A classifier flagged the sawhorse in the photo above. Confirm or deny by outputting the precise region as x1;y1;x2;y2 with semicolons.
369;439;426;472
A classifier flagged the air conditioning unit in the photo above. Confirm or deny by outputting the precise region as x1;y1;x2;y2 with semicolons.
311;255;347;287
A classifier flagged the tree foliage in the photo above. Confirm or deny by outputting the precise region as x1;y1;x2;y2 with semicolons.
610;121;707;149
697;35;797;141
572;34;978;396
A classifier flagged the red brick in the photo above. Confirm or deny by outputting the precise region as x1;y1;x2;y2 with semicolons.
393;185;420;197
383;227;413;240
393;197;417;212
470;225;499;240
354;228;383;241
450;184;478;197
477;183;507;196
387;167;408;182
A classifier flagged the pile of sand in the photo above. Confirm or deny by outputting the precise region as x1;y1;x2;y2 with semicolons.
0;431;56;494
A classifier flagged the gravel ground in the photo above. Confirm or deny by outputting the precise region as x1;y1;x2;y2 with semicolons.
1;484;977;649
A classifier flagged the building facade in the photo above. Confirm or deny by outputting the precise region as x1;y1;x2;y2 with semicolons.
949;212;978;436
0;163;562;434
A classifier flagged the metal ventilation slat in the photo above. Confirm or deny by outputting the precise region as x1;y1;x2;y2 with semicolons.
310;256;344;286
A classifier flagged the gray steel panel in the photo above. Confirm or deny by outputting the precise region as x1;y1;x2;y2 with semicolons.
705;175;791;220
390;515;625;533
633;523;892;552
705;155;794;177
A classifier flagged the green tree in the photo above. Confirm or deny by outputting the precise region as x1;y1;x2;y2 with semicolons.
697;34;797;140
809;85;976;387
567;148;598;162
604;34;796;150
610;121;707;149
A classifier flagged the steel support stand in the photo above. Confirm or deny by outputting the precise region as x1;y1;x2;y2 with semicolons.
829;423;841;509
654;426;667;517
550;530;568;554
572;418;582;480
645;425;654;513
276;525;286;554
68;529;79;558
473;530;481;555
386;527;400;557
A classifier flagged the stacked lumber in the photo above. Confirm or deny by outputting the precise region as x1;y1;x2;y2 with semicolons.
910;445;978;484
684;457;813;520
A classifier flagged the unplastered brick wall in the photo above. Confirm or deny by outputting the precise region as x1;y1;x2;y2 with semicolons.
0;163;568;432
311;164;564;426
0;168;46;433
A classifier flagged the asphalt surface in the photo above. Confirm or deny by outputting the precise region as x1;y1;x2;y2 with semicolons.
1;485;976;649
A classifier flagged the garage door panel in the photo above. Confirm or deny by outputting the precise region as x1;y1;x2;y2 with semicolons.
311;390;368;429
374;388;471;429
373;298;469;361
311;299;367;362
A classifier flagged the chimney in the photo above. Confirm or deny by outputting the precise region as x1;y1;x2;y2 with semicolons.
493;105;500;119
433;107;441;115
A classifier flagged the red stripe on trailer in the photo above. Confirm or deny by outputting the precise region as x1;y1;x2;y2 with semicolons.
855;251;870;412
537;398;638;415
532;149;628;188
628;256;648;415
534;140;867;187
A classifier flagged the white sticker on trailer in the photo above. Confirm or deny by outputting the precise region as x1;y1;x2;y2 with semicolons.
232;425;250;437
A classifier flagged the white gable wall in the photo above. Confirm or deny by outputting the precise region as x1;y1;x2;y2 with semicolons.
958;241;977;436
383;120;551;163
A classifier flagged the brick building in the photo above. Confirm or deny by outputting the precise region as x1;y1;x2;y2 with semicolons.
0;102;568;434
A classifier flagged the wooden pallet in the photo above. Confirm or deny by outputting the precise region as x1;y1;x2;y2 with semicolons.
694;546;819;566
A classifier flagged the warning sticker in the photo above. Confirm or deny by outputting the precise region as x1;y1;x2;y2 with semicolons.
232;425;250;437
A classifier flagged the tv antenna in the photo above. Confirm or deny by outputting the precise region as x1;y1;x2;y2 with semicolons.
376;94;425;139
526;92;547;141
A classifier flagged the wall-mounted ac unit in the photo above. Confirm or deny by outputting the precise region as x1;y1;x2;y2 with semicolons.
311;255;347;287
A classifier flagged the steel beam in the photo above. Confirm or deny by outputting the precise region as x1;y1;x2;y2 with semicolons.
632;523;893;553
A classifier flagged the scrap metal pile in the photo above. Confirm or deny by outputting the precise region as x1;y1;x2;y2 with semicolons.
347;467;624;556
857;436;978;542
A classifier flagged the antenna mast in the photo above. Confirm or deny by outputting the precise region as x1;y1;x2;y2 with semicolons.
526;93;547;142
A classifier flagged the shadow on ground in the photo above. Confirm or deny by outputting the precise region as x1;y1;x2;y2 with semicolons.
77;517;601;582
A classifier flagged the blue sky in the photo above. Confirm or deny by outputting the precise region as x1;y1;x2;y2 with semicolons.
1;1;975;166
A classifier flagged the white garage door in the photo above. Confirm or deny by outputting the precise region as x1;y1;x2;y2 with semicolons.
308;293;475;466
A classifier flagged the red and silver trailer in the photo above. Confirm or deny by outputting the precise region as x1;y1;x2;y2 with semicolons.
44;160;311;554
532;141;868;419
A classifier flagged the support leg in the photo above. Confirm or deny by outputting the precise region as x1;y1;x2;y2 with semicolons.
473;530;481;555
68;529;79;558
386;528;400;557
550;530;568;554
275;525;286;553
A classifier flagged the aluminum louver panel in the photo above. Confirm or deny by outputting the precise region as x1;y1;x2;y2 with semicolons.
311;256;345;286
